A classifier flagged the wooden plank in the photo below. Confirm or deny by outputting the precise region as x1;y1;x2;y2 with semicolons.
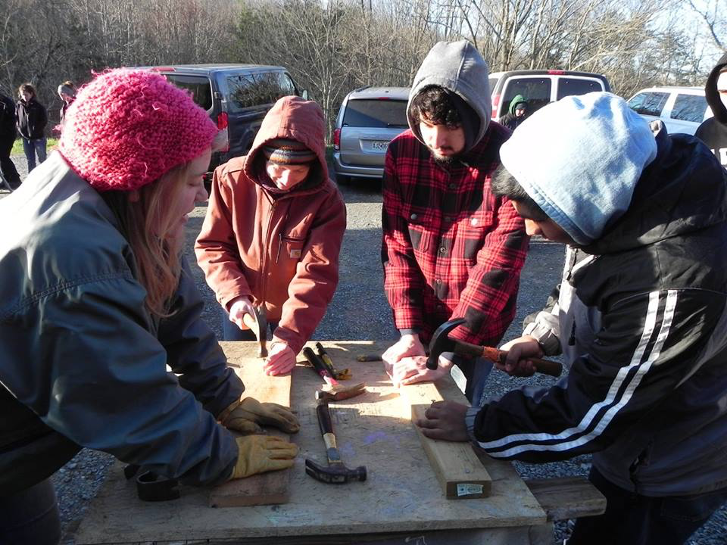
402;381;492;499
524;477;606;521
75;341;546;544
208;342;293;508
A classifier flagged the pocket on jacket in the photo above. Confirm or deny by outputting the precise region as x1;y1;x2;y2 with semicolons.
406;207;430;253
279;236;305;263
462;209;493;259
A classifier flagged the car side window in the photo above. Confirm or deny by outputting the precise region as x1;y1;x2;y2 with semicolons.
670;94;707;123
628;92;669;117
502;78;551;116
556;78;603;100
164;75;213;110
277;73;297;96
227;72;294;113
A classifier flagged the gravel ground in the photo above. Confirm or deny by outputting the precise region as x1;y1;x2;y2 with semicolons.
3;159;726;544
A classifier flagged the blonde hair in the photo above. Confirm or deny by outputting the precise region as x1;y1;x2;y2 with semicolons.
102;161;195;317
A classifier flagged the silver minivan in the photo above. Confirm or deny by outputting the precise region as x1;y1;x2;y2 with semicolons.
332;87;410;183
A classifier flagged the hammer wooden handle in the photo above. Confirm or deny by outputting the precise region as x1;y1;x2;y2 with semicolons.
482;346;562;377
455;341;562;377
316;400;344;464
241;312;257;332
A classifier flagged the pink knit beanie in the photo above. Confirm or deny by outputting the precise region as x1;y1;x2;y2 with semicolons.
59;69;218;192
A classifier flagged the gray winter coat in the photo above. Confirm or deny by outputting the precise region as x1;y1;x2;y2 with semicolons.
0;152;242;496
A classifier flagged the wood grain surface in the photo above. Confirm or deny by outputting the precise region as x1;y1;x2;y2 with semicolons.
209;343;293;507
402;381;492;499
74;341;547;544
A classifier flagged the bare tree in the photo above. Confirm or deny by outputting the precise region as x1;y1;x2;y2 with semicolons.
683;0;726;51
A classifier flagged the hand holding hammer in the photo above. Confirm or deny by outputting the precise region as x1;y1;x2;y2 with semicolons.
426;318;562;377
229;297;268;358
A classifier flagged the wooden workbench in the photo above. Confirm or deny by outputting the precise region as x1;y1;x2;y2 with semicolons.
73;341;555;544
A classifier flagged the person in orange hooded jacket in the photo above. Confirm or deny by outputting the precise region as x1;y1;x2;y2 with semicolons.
195;96;346;376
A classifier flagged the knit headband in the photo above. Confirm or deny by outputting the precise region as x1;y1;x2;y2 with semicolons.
263;138;316;165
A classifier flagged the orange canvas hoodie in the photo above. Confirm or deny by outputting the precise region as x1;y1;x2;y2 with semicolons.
195;96;346;354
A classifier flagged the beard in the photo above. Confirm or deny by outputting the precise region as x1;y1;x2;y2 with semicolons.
431;151;457;166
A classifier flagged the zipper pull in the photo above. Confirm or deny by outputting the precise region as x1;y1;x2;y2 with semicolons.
276;232;282;264
568;322;576;346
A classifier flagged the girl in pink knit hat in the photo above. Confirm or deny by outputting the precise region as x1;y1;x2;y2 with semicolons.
0;69;299;544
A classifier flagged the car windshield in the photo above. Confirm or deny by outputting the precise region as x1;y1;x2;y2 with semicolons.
343;99;408;128
628;92;669;117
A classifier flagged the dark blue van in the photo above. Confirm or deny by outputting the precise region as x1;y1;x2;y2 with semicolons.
141;64;307;177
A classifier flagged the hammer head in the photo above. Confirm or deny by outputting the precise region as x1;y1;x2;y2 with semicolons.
305;458;367;484
315;383;366;402
252;306;268;358
426;318;466;370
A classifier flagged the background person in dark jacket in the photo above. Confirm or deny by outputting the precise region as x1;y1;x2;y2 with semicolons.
16;82;48;172
0;91;20;189
416;92;727;545
499;94;528;131
695;51;727;165
0;69;299;545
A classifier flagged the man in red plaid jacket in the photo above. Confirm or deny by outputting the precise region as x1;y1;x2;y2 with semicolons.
381;40;529;404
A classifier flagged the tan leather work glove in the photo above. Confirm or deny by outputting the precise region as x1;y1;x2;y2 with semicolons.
220;397;300;434
230;435;298;480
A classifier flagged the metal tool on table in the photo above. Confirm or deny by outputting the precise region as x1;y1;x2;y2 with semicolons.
302;346;366;401
356;353;382;362
315;342;351;380
426;318;563;377
124;464;180;501
242;306;268;358
305;398;367;484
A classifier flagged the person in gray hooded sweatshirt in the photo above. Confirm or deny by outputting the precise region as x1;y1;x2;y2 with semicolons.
415;92;727;545
381;40;528;405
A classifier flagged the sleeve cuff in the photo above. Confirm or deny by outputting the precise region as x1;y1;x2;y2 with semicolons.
465;406;481;444
523;319;561;356
217;398;242;422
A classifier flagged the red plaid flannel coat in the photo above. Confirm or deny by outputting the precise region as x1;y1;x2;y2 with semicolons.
382;123;529;346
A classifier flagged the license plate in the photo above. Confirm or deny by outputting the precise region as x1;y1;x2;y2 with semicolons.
371;140;389;151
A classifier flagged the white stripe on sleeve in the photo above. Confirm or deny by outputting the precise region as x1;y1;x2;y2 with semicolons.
480;290;677;457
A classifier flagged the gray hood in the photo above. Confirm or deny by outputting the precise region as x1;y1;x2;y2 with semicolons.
407;40;491;148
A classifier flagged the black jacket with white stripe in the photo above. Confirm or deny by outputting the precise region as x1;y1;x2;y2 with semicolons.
466;125;727;496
